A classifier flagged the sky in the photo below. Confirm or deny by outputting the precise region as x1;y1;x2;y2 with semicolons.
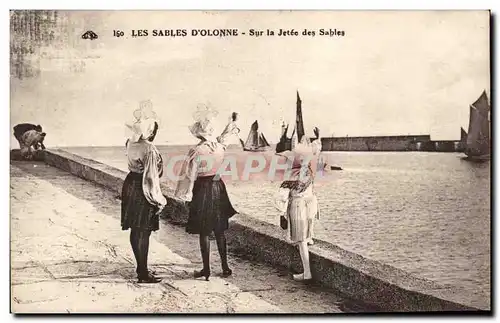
10;10;490;147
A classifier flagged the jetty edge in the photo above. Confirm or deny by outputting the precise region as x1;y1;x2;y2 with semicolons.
14;148;487;312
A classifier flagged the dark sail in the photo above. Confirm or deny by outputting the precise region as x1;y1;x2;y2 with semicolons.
276;91;318;153
461;127;468;142
296;91;305;143
259;133;270;147
458;127;468;152
466;106;480;149
276;123;291;153
465;91;491;159
471;90;490;117
275;92;304;153
243;120;271;152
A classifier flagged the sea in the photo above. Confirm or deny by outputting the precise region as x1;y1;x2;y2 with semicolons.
63;144;491;308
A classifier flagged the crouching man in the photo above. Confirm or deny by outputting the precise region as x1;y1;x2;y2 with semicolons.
19;130;46;160
13;123;45;150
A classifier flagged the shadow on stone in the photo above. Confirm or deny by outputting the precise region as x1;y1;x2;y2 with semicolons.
11;149;45;162
12;160;374;313
29;149;488;312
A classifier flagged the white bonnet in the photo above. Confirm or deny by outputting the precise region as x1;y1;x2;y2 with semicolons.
126;100;160;142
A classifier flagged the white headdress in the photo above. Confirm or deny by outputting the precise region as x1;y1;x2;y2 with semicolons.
192;102;218;122
188;103;218;142
126;100;160;142
281;135;321;166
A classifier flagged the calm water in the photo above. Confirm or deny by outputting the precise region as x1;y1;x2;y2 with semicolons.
63;145;490;307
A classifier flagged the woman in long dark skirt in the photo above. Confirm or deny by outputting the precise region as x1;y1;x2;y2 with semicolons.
175;115;238;281
122;106;166;284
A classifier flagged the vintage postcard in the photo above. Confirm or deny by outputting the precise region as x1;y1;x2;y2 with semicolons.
10;10;491;314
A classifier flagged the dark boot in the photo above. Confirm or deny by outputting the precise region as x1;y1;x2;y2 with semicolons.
137;230;161;284
194;234;211;281
131;231;155;277
215;232;232;277
130;230;140;276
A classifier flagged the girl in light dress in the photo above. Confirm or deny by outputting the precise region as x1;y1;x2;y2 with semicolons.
275;135;322;282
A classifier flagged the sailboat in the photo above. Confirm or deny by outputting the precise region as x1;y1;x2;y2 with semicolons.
276;91;308;153
459;127;468;152
463;90;491;161
243;120;271;152
275;92;340;170
276;122;294;153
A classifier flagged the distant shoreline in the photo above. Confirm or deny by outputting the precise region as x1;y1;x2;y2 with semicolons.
50;144;466;154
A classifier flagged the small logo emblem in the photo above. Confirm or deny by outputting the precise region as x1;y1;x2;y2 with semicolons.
82;30;98;40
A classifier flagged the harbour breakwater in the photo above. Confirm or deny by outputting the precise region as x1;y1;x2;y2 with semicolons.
16;148;486;312
321;135;463;152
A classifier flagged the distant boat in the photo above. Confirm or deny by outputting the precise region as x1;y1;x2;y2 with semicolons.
276;122;294;153
459;127;468;152
243;120;271;152
274;91;341;171
463;90;490;161
276;91;314;153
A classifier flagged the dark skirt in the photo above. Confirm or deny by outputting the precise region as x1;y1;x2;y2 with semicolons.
186;175;237;235
121;172;160;232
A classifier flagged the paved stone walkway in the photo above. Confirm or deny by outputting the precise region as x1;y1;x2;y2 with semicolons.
10;161;367;313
